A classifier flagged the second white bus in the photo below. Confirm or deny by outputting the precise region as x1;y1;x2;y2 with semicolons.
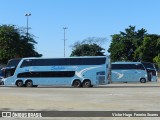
111;62;148;83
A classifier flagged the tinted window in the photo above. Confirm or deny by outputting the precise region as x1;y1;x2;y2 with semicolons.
112;64;145;70
7;59;21;67
20;57;106;67
70;58;106;65
136;64;145;70
96;71;105;75
148;70;156;76
20;59;70;67
32;59;70;66
4;68;16;78
142;62;157;76
142;62;154;69
82;58;106;65
0;69;4;76
17;71;75;78
20;59;32;67
69;58;82;65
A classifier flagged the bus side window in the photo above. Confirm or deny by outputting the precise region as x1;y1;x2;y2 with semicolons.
136;64;145;70
5;69;15;77
20;59;32;68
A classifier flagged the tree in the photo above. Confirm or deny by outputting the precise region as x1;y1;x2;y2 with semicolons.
134;34;160;62
70;37;106;56
108;26;160;67
108;26;147;62
154;54;160;67
0;25;42;64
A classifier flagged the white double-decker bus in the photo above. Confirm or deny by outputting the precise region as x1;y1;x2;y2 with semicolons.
1;56;110;87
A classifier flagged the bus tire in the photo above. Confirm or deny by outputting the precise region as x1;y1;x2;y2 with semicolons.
83;80;91;88
16;80;23;87
25;80;33;87
73;80;81;88
140;78;146;83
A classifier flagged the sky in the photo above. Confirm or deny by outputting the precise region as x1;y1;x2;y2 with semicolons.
0;0;160;58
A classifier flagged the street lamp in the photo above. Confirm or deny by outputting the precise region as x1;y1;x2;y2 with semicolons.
63;27;68;57
25;13;31;39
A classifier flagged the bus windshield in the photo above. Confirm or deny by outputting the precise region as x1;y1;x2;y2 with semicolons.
141;62;157;76
6;58;21;67
3;58;21;78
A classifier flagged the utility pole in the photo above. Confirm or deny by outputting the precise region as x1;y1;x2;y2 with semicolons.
63;27;68;57
25;13;31;40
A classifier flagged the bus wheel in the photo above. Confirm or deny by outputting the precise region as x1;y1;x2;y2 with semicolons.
16;80;23;87
140;78;146;83
73;80;81;88
83;80;91;88
25;80;33;87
